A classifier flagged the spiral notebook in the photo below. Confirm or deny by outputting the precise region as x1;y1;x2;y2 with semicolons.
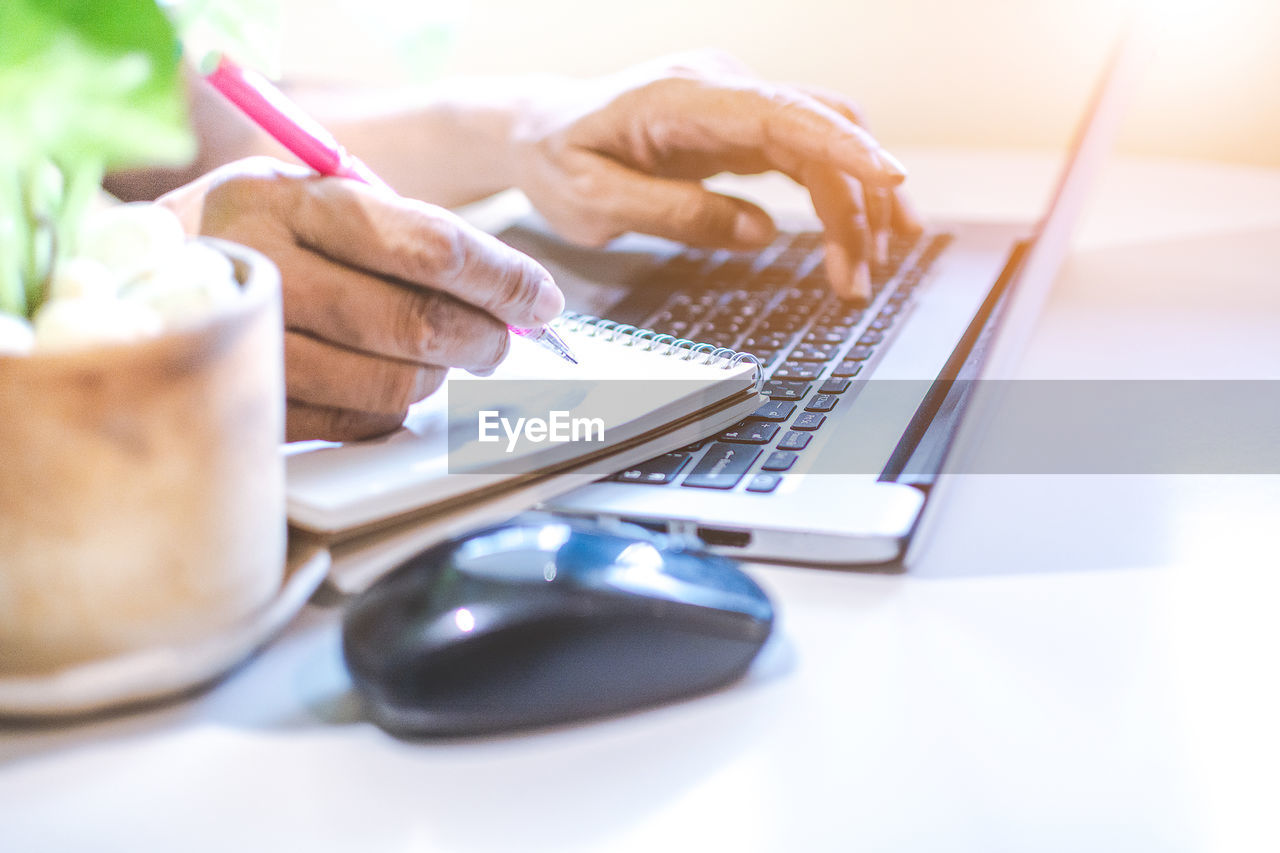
285;313;763;588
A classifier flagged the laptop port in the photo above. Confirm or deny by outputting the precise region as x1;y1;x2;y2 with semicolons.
696;526;752;548
620;517;668;535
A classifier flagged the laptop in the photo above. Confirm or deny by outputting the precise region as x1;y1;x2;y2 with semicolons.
482;35;1137;568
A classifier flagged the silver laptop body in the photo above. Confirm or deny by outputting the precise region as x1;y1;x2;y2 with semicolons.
514;37;1137;568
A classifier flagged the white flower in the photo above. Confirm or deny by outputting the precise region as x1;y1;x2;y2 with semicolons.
121;240;241;325
33;298;163;352
0;313;36;355
46;256;120;302
78;202;187;285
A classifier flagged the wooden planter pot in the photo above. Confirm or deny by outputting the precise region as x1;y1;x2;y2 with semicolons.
0;239;286;674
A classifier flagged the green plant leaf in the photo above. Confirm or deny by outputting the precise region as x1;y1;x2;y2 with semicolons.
0;0;195;318
0;0;195;172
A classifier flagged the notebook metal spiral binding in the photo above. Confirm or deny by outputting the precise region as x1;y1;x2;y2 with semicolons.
552;312;763;390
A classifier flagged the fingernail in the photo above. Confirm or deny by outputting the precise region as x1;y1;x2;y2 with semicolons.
873;148;909;182
875;229;890;265
732;211;776;248
531;275;565;324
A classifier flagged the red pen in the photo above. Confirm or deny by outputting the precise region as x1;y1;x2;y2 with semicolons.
202;54;578;365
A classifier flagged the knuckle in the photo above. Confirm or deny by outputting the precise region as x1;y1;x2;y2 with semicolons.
484;257;542;317
844;100;870;126
201;180;276;235
485;324;511;369
409;208;467;282
202;158;300;214
759;84;801;111
394;288;444;359
567;167;609;206
376;361;430;412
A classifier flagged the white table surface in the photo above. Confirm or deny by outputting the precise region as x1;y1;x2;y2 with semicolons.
3;150;1278;853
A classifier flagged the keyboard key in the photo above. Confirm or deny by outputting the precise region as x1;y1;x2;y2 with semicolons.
754;267;794;287
787;343;842;363
754;350;783;367
844;346;875;362
742;333;790;351
818;377;852;394
703;317;747;334
708;260;754;286
717;422;780;444
762;315;807;332
747;400;796;422
831;360;865;377
760;451;799;472
771;364;822;382
777;431;812;451
856;331;884;346
613;453;691;485
762;380;811;401
805;394;839;413
804;330;847;345
701;331;738;348
818;308;864;326
746;474;782;494
792;412;826;431
682;443;762;490
868;316;893;332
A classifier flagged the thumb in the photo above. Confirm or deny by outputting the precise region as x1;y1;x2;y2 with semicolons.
585;156;777;249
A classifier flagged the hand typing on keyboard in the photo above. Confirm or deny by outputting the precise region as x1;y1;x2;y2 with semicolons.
507;49;924;304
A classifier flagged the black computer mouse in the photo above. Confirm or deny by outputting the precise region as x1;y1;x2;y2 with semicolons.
341;515;774;737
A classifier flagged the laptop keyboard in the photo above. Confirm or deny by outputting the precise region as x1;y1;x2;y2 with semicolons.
610;229;953;492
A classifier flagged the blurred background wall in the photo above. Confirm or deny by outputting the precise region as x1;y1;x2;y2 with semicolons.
278;0;1280;167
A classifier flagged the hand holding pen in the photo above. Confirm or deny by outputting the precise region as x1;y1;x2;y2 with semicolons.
177;58;572;441
203;54;577;366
